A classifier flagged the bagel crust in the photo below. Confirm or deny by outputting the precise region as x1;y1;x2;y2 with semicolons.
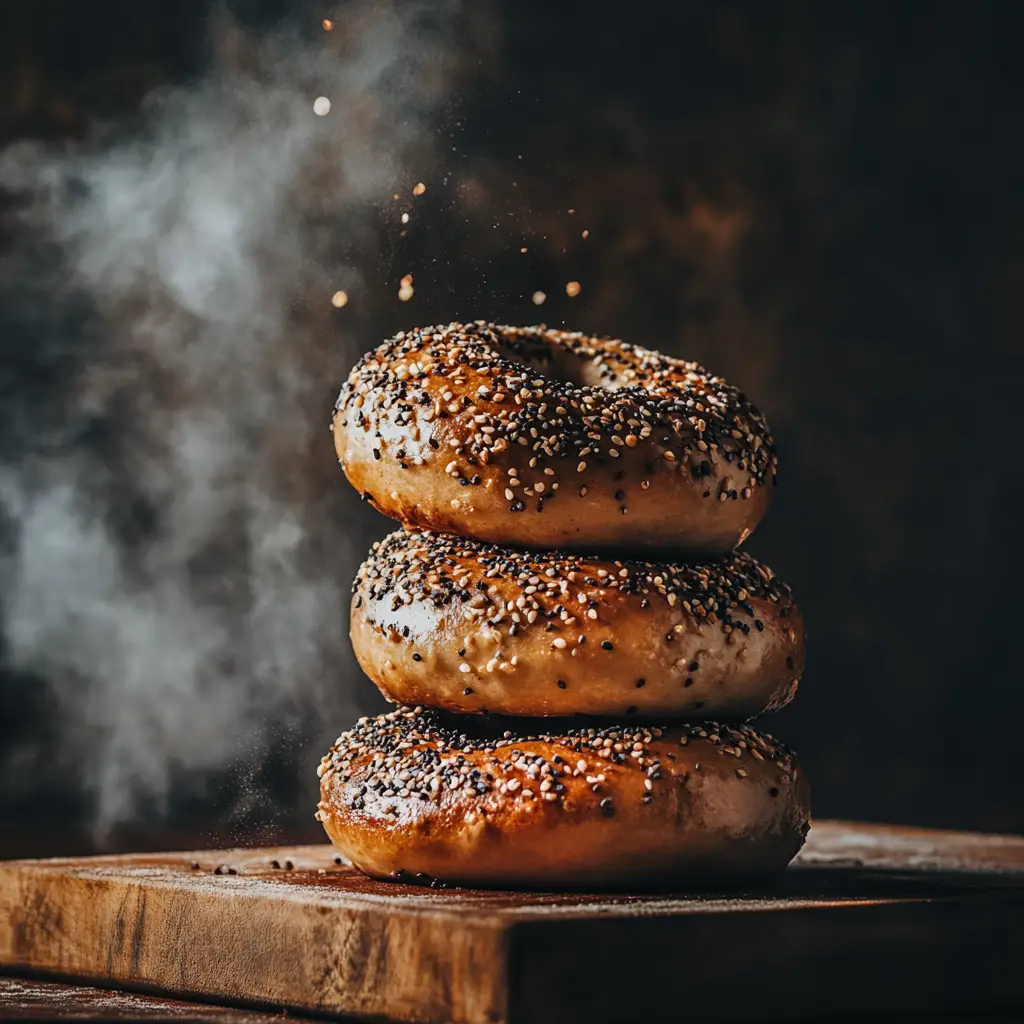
334;323;776;555
351;529;804;719
317;707;810;888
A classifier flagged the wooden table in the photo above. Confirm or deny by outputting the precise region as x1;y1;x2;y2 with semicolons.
2;820;1023;1023
0;976;296;1021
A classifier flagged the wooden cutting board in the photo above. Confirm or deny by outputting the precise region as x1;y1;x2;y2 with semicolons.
2;820;1023;1023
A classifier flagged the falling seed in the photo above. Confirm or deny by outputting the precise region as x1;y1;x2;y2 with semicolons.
532;291;547;305
313;96;331;116
398;284;414;302
393;193;400;200
568;208;576;214
412;182;427;196
582;229;589;239
520;247;528;253
321;18;334;30
330;290;349;308
565;280;581;297
401;212;409;224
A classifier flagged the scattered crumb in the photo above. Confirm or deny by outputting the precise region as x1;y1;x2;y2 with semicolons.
565;280;581;297
399;274;415;302
582;229;589;239
331;290;348;308
520;246;528;253
531;291;547;305
412;182;427;196
322;18;333;30
401;212;409;224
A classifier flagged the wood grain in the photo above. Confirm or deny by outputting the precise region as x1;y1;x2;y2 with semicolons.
1;820;1023;1023
0;976;297;1021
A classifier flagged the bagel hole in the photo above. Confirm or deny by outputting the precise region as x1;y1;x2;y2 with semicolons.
497;339;630;391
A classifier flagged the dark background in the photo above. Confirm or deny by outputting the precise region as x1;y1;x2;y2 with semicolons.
2;0;1023;856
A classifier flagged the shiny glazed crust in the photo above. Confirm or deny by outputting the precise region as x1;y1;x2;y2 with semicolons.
351;529;804;719
317;707;810;888
334;322;776;555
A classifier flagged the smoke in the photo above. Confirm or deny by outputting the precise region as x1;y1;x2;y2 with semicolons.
0;1;474;840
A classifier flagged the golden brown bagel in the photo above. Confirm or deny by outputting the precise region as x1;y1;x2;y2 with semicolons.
334;322;776;555
351;529;804;719
317;707;810;888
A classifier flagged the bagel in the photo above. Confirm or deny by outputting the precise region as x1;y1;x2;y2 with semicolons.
351;529;804;719
317;706;810;888
334;322;776;555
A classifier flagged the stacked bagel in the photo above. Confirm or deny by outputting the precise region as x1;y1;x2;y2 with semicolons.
317;322;809;888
